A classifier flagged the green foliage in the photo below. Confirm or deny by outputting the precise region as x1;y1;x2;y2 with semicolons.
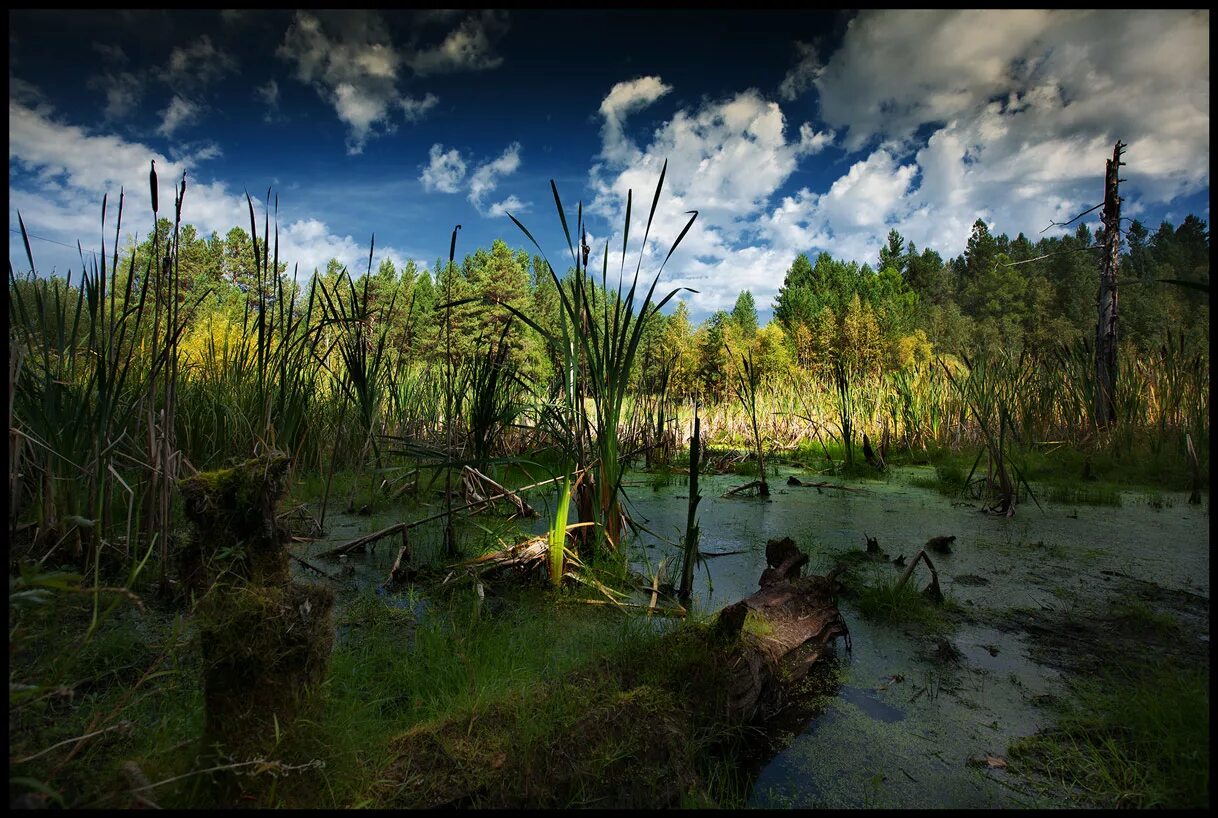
1009;662;1209;808
854;575;955;628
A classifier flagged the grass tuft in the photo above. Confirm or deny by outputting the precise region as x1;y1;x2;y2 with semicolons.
1009;662;1209;808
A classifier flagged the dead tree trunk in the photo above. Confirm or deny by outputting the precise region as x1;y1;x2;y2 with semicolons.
1095;140;1126;428
678;407;702;600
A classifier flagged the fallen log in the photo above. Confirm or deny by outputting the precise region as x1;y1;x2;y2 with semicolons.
784;476;867;493
315;521;409;559
375;535;848;808
723;479;768;497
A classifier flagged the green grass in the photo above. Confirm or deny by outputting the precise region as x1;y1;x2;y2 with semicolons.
1043;484;1123;507
9;593;203;809
9;579;758;808
897;440;1207;497
1009;662;1209;808
1110;601;1183;639
909;461;969;495
282;587;659;807
852;574;958;629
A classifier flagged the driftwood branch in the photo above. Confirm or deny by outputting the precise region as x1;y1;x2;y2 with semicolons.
785;476;867;493
893;547;943;603
315;469;586;560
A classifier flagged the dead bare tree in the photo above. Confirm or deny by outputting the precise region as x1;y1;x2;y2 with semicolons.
1095;140;1126;427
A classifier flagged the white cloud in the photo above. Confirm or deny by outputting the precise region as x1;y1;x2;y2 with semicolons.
277;11;475;152
278;11;408;154
589;82;817;314
419;144;467;193
487;195;528;218
598;76;672;163
10;76;47;108
87;71;144;120
583;11;1209;319
399;92;438;122
91;42;128;65
256;78;279;107
407;11;507;76
164;34;238;92
7;100;413;280
796;123;834;156
796;8;1210;258
156;95;200;137
468;142;522;213
417;140;527;216
778;41;819;102
277;217;411;279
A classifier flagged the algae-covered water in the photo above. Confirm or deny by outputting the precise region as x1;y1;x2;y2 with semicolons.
296;463;1210;809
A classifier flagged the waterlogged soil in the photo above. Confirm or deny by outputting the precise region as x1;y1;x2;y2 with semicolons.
292;464;1209;809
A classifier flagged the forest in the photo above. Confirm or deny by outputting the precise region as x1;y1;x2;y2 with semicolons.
8;161;1210;809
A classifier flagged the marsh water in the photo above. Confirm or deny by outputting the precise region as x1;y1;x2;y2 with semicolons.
295;464;1210;809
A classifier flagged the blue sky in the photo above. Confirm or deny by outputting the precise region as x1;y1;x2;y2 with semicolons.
8;9;1210;322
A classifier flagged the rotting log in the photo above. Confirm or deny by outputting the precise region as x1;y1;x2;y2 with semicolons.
375;536;848;807
715;536;849;721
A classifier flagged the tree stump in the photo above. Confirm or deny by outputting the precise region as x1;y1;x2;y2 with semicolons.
178;452;334;760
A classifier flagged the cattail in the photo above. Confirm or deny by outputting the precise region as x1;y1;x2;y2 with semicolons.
149;160;158;214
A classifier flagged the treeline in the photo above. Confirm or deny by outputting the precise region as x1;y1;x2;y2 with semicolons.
115;212;1210;400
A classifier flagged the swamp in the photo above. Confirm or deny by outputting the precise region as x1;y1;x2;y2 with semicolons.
7;8;1211;811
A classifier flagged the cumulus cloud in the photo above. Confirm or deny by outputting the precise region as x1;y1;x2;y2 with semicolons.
788;9;1211;261
598;76;672;163
487;195;527;218
256;78;279;108
277;11;492;153
467;142;522;213
87;71;144;120
278;11;408;154
164;34;238;92
406;10;508;76
91;42;128;64
419;144;467;193
399;92;439;121
417;140;527;217
778;41;819;102
589;81;822;314
796;123;834;156
8;99;413;279
586;10;1208;319
156;95;200;136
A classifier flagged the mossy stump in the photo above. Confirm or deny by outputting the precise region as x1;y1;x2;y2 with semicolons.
177;452;334;762
178;451;293;593
198;582;334;750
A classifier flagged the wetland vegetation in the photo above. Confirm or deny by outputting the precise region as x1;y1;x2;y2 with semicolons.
8;160;1209;809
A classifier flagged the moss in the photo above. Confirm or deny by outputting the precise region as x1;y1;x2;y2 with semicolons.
742;609;775;638
177;451;292;591
198;581;334;756
378;678;697;808
371;617;758;808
